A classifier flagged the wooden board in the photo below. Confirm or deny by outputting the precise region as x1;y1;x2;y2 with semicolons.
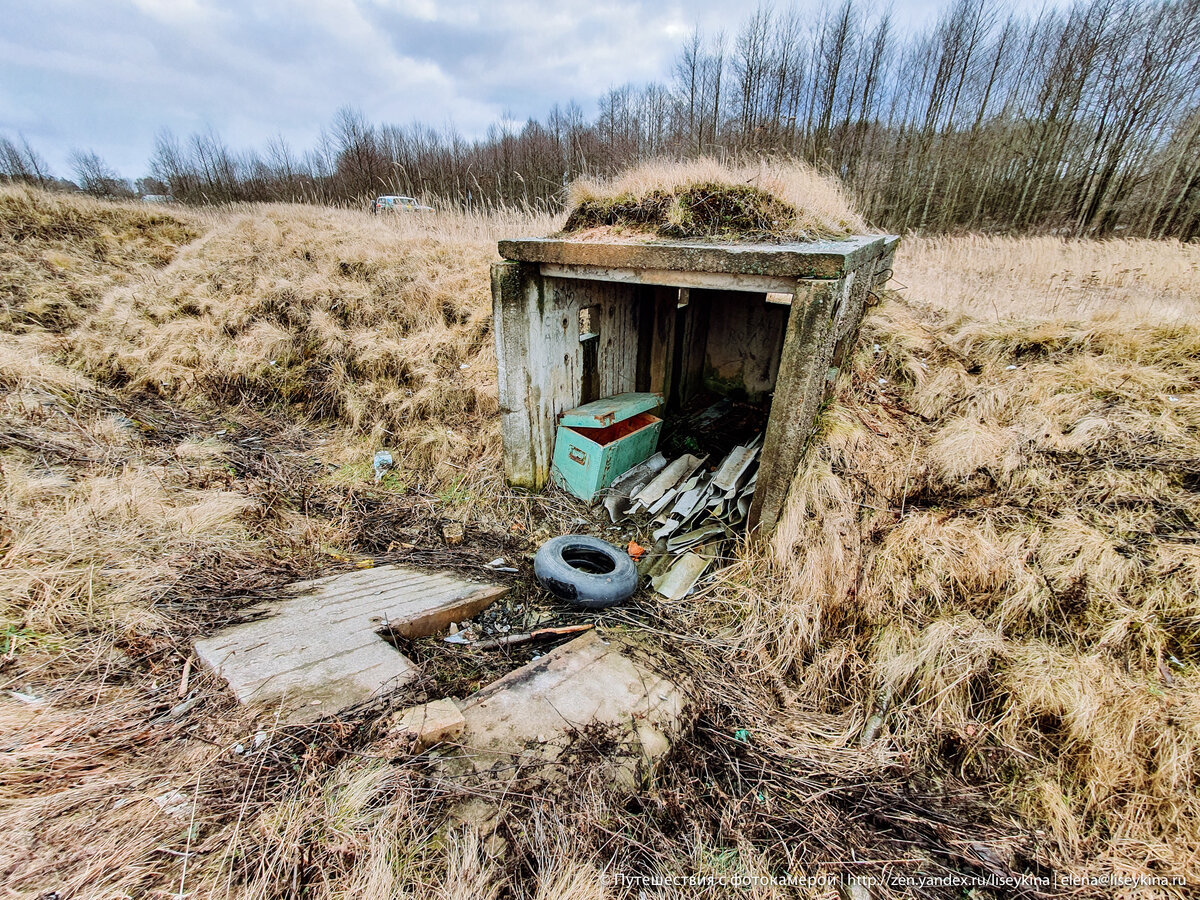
591;278;639;398
674;288;711;407
636;285;677;399
702;290;789;401
494;261;641;490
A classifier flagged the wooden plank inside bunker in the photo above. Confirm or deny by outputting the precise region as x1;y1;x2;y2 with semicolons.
674;288;711;409
702;290;789;402
635;285;677;399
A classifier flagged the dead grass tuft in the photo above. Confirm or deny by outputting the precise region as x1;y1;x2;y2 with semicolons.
0;185;199;332
71;205;512;484
898;233;1200;322
565;157;867;241
726;289;1200;880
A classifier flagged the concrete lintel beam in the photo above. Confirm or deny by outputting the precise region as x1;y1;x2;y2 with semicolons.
500;234;895;280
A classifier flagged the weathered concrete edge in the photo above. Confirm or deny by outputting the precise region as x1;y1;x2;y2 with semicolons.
386;583;509;639
459;627;692;712
498;234;895;279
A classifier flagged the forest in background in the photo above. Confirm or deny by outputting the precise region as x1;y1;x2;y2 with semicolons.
3;0;1199;238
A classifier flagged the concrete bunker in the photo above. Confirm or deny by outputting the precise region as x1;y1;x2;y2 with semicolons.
492;233;899;532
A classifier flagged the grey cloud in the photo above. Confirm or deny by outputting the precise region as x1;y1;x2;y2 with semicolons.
0;0;1051;179
0;0;732;175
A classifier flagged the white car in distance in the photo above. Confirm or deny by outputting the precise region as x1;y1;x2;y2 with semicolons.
372;195;433;214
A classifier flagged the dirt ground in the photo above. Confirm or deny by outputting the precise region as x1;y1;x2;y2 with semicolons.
1;181;1198;898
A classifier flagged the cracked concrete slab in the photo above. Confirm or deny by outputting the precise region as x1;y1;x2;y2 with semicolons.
194;565;507;723
443;630;691;798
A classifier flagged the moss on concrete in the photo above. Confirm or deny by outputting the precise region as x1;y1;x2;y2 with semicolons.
563;182;801;241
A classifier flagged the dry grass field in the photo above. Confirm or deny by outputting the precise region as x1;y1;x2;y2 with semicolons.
1;173;1198;898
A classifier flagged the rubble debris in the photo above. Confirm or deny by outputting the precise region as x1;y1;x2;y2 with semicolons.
659;398;768;461
604;425;762;600
666;523;728;554
439;590;569;654
603;452;667;522
372;450;394;481
630;453;705;512
859;689;892;747
711;439;760;496
177;656;192;698
153;789;193;819
444;623;594;650
194;565;507;722
392;698;466;746
160;692;202;722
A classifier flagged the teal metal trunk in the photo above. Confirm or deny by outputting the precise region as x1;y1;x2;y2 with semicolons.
551;393;662;503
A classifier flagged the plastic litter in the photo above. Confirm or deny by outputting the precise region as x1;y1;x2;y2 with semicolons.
373;450;394;481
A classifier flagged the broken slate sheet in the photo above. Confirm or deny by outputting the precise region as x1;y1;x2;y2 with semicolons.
194;565;507;723
651;552;713;601
611;434;762;600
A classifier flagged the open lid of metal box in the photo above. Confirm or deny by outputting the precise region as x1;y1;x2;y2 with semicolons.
559;392;662;429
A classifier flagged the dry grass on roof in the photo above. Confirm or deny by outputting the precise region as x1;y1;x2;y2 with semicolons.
563;157;868;242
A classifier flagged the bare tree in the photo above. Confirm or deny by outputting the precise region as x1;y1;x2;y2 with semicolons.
69;149;133;198
47;0;1195;239
676;27;705;151
0;134;51;186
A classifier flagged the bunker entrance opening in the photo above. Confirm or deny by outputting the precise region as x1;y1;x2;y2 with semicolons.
491;235;899;530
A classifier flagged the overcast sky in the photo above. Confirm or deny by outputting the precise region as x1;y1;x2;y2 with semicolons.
1;0;1042;180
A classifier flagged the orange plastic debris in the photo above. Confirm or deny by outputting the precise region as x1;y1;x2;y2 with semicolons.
627;540;647;560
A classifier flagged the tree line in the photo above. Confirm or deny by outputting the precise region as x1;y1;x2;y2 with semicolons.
3;0;1198;238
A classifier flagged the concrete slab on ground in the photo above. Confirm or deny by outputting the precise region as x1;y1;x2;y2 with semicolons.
194;565;507;723
448;629;690;794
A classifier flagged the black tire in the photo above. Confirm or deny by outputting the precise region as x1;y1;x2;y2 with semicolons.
533;535;639;609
